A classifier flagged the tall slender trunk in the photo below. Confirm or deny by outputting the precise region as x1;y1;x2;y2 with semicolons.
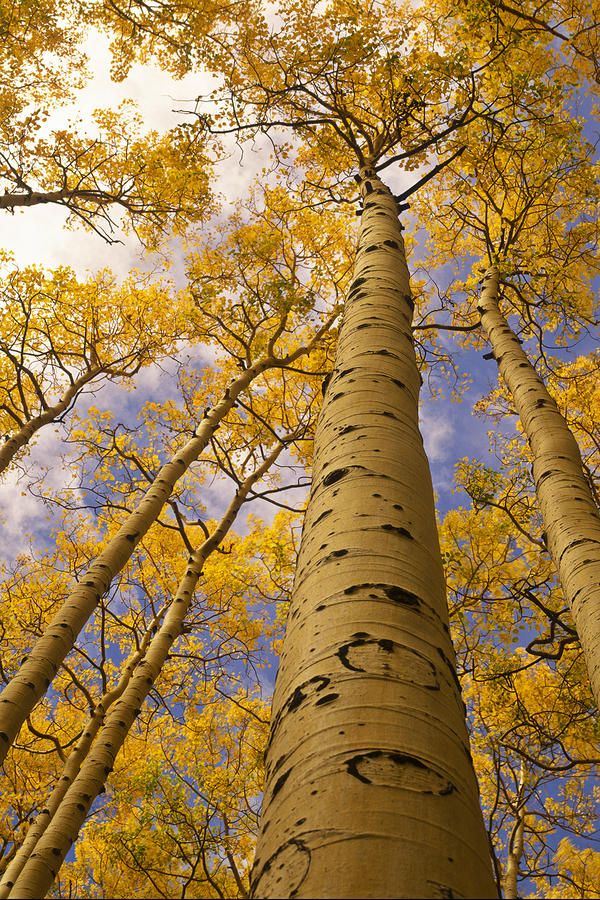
7;440;288;899
0;322;333;766
250;170;497;900
501;764;526;900
478;267;600;705
502;809;525;900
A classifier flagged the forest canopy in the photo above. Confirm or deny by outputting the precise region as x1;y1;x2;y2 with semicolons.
0;1;598;898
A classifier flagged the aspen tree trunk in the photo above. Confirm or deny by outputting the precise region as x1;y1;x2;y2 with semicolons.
250;169;497;900
502;810;525;900
0;607;166;898
7;441;288;899
501;765;526;900
479;267;600;705
0;325;331;766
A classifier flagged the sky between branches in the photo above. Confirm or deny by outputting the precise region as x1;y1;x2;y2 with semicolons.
0;21;595;555
0;26;500;558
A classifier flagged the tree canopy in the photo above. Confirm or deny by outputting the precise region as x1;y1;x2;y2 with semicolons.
0;1;598;898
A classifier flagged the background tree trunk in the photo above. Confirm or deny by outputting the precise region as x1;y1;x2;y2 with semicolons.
6;440;288;899
0;356;276;764
478;266;600;705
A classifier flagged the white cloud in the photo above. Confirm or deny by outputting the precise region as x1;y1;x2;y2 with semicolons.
50;31;215;135
0;205;144;276
420;402;454;463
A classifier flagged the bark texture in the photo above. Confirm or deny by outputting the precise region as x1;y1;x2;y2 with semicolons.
0;355;281;764
479;267;600;705
7;443;286;899
250;170;497;899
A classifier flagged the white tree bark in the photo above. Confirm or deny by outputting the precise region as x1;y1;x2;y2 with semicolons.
250;170;497;899
0;607;165;898
479;266;600;705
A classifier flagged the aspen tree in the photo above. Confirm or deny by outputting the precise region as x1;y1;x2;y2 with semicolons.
208;2;538;895
499;762;527;900
0;606;167;898
440;487;599;896
411;95;600;698
7;435;294;899
0;317;334;767
250;167;496;899
477;267;600;704
198;2;551;894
